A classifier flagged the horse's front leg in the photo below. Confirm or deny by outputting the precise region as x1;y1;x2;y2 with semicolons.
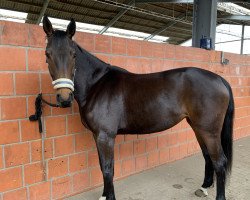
95;131;116;200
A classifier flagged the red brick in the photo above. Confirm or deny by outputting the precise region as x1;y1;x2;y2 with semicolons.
3;188;27;200
0;47;26;71
0;73;14;95
126;57;140;73
125;134;137;141
152;43;165;58
52;176;72;199
55;135;74;156
31;139;53;162
94;54;110;63
135;155;147;172
28;49;47;71
15;73;40;95
165;44;175;59
24;162;44;185
134;140;146;155
168;133;178;146
90;167;103;186
146;137;158;152
151;59;165;72
138;58;152;73
112;37;127;55
114;145;119;161
73;171;90;192
75;133;95;152
148;151;159;167
88;150;99;168
122;158;135;176
95;35;111;53
0;121;20;145
114;161;122;179
21;119;40;141
29;25;46;48
45;116;66;137
159;148;169;164
69;153;87;173
178;131;187;143
140;41;153;57
75;32;95;52
120;142;134;159
1;21;29;46
68;114;84;134
163;59;175;70
0;147;3;169
29;182;51;200
0;167;22;192
110;56;127;68
1;97;26;120
41;73;54;94
169;146;180;161
115;135;124;144
127;39;141;57
5;143;29;167
179;143;188;159
48;157;68;178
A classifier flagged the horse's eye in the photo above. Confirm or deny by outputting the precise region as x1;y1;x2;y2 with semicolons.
73;53;76;58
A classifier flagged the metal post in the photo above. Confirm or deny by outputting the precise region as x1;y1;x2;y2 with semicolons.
240;24;245;55
36;0;50;25
192;0;218;49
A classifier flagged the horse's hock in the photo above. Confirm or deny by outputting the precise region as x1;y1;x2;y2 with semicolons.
0;20;250;199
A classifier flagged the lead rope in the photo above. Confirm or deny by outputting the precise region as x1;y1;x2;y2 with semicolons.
29;93;59;181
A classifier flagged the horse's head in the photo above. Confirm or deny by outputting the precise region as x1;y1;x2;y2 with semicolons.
43;16;76;108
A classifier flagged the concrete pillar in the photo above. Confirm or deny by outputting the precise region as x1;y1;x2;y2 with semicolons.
192;0;218;49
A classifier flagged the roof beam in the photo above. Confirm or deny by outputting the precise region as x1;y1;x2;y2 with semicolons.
136;0;247;3
36;0;50;24
218;15;250;21
99;0;135;34
144;14;187;40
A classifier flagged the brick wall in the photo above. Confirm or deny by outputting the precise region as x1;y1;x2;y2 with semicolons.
0;20;250;200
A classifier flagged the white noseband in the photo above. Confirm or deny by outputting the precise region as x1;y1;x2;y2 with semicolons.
52;78;74;91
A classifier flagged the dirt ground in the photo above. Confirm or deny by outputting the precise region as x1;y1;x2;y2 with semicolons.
66;136;250;200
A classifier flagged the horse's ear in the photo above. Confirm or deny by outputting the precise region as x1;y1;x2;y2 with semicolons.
43;15;54;37
66;18;76;39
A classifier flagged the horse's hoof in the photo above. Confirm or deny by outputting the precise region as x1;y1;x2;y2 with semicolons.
99;197;106;200
195;187;208;197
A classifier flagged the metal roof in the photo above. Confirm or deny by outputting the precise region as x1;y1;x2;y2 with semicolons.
1;0;250;45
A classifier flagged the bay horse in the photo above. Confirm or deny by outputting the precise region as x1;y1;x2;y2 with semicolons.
42;16;234;200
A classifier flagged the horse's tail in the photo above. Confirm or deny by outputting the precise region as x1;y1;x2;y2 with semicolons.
221;78;234;174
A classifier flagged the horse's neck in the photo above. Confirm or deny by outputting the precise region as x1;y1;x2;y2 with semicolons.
73;45;109;106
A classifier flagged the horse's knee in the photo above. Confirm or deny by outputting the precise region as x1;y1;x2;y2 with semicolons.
103;171;113;179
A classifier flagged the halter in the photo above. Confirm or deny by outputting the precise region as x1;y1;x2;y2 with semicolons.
52;78;74;91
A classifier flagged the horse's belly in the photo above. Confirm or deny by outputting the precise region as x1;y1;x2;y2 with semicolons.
118;110;186;135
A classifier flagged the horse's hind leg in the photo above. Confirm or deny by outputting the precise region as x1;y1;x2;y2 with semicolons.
188;121;214;197
94;131;116;200
195;144;214;197
195;129;227;200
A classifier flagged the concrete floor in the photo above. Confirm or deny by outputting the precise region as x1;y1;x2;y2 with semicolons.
66;136;250;200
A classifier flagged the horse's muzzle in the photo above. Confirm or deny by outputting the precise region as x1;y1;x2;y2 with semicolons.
56;92;74;108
